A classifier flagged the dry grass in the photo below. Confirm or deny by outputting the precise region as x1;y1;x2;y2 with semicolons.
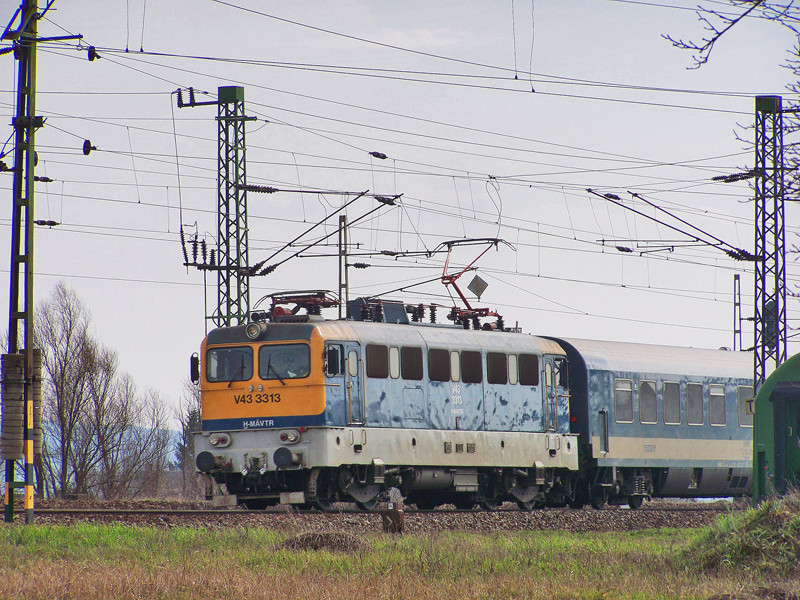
0;524;796;600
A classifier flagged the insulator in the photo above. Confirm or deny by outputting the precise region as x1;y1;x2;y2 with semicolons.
82;140;96;156
189;87;196;105
201;239;207;262
369;151;388;160
429;305;437;324
177;88;184;108
308;305;321;316
360;302;371;321
352;262;369;269
472;317;480;331
180;229;189;264
192;237;198;262
410;304;420;322
87;46;99;61
447;308;458;322
257;264;277;276
33;176;53;183
373;302;383;322
496;316;505;332
209;250;216;267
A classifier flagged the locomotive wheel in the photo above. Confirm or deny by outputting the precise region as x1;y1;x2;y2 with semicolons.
355;498;381;512
314;496;336;512
627;495;644;510
453;496;476;510
590;489;606;510
480;498;501;511
413;496;440;510
516;500;536;511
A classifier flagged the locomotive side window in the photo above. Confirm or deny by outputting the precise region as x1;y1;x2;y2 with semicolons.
401;346;424;381
348;350;359;377
663;381;680;425
206;346;253;383
639;380;657;424
389;346;400;379
614;379;634;423
259;344;310;380
709;384;726;426
486;352;508;385
738;385;754;427
325;345;344;377
450;351;461;382
518;353;539;386
428;348;450;382
461;351;483;384
508;354;519;385
366;344;388;378
687;383;704;425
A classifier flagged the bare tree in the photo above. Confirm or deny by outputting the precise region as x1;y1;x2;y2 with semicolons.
175;380;203;498
35;282;172;499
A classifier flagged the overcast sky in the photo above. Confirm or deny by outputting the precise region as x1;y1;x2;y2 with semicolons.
1;0;798;419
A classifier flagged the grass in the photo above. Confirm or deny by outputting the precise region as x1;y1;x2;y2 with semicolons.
0;522;795;600
684;491;800;579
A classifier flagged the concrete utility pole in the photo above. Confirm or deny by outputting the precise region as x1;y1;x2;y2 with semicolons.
3;0;41;525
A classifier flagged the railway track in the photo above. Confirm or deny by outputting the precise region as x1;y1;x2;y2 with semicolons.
8;500;739;531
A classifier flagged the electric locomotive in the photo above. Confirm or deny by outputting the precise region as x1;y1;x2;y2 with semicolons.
193;294;579;510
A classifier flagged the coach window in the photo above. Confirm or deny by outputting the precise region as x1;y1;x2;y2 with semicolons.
709;384;726;426
366;344;388;378
401;346;424;381
450;351;461;382
389;346;400;379
687;383;704;425
428;348;450;382
508;354;519;385
738;385;754;427
206;346;253;383
487;352;508;385
614;379;634;423
663;381;680;425
518;353;540;386
639;380;657;424
461;350;482;384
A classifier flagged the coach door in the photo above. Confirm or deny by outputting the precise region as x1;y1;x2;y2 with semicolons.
345;344;364;424
543;356;559;431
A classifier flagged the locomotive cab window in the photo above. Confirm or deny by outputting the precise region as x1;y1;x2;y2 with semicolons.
206;346;253;383
709;384;726;426
325;344;344;377
366;344;388;378
461;351;482;384
664;381;680;425
738;385;754;427
259;344;310;380
614;379;634;423
428;348;450;382
518;353;539;386
486;352;508;385
639;380;657;424
687;383;704;425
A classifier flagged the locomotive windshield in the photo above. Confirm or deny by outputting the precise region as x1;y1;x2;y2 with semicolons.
206;346;253;383
259;344;310;380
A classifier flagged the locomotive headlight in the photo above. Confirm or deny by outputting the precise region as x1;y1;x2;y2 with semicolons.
245;321;267;340
278;429;301;444
209;433;231;448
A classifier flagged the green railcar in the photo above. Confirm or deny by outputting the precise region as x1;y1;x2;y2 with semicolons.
753;353;800;504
